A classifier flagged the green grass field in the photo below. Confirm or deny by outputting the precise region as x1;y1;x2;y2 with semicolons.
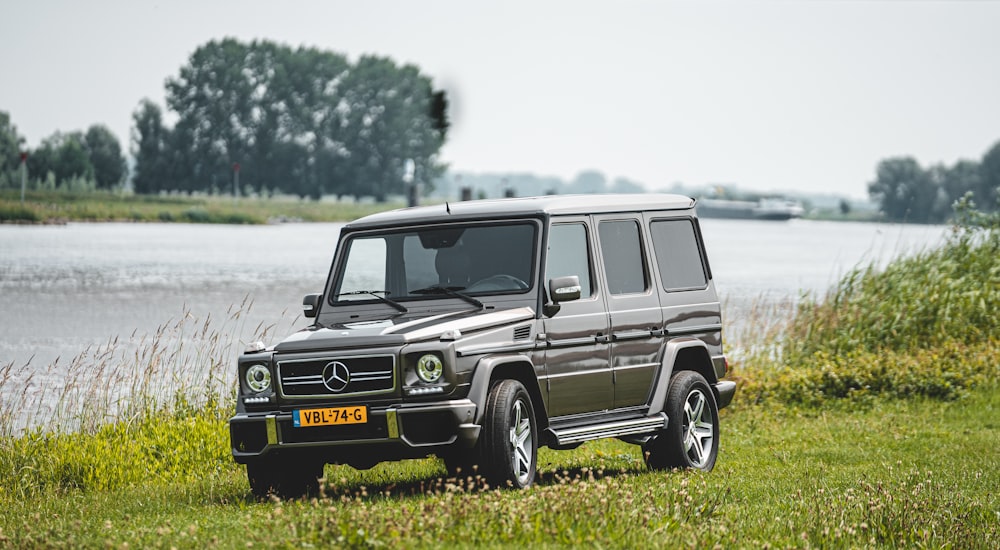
1;390;997;548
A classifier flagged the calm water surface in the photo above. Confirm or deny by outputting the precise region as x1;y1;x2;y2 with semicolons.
1;218;948;370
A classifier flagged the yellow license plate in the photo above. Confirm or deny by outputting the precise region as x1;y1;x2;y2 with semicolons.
293;406;368;428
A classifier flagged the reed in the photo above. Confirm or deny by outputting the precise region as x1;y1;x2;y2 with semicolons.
733;203;1000;405
0;298;309;498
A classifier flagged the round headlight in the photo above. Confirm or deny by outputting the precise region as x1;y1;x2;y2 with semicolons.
415;354;444;384
245;364;272;393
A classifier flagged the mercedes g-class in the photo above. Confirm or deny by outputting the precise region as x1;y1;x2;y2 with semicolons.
229;194;736;498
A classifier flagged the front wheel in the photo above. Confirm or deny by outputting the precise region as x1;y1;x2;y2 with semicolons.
479;379;538;489
645;370;720;471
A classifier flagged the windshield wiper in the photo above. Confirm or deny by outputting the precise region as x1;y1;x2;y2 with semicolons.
334;290;408;313
410;285;484;309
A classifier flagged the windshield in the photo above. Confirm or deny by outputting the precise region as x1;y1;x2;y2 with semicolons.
331;221;538;305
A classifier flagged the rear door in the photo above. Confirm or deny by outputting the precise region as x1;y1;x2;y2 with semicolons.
594;215;664;410
644;214;722;354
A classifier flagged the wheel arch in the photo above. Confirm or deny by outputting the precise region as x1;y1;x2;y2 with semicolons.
467;354;548;430
648;338;718;414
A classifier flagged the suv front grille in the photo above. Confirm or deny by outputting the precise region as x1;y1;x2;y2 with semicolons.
277;354;396;398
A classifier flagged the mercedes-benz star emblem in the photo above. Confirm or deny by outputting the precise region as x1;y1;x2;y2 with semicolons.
322;361;351;393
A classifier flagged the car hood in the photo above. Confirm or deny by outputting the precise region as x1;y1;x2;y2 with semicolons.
273;307;535;353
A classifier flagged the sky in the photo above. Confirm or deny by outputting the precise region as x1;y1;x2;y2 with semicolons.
2;1;999;199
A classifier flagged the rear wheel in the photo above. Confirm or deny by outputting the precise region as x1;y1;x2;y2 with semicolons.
247;457;323;500
645;370;720;471
480;379;538;489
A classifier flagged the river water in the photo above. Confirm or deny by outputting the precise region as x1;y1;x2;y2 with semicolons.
0;218;948;430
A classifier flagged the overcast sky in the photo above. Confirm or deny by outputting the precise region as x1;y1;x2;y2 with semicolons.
3;1;999;199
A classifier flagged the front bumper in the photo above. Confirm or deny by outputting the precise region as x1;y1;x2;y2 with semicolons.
230;399;480;462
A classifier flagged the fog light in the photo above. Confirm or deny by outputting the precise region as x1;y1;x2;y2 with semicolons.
243;395;270;404
406;386;445;396
245;364;271;393
415;354;443;383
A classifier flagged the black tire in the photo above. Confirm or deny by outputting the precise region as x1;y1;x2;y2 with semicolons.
644;370;720;472
479;379;538;489
247;457;323;500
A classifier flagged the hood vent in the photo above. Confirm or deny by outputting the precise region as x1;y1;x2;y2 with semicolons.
513;325;531;341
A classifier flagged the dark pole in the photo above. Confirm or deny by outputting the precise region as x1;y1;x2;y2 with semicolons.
19;152;28;204
232;162;240;203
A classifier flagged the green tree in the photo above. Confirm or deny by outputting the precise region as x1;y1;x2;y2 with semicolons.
84;124;126;189
275;45;352;199
28;132;94;186
0;111;25;186
868;157;936;223
979;139;1000;211
154;38;447;200
131;99;171;194
339;55;446;201
941;160;983;213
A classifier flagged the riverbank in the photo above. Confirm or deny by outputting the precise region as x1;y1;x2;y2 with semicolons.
0;207;996;547
0;190;405;224
2;189;889;225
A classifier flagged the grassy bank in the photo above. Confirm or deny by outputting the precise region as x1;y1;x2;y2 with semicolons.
1;390;996;548
0;190;405;224
0;208;997;547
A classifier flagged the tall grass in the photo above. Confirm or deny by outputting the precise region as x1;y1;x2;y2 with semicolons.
0;296;290;438
735;199;1000;405
0;298;307;498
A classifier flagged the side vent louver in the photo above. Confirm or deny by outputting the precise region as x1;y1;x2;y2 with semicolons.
513;325;531;341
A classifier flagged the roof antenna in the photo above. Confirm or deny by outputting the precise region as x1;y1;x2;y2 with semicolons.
446;201;451;214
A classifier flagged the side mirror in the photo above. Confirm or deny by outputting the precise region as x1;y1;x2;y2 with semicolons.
548;275;581;303
303;294;322;318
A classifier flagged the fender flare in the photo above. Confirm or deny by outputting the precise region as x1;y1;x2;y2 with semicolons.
466;354;547;427
647;338;716;415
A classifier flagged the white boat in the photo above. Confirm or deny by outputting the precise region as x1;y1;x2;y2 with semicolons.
697;198;804;221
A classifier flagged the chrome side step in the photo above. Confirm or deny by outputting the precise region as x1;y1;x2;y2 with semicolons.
548;413;667;446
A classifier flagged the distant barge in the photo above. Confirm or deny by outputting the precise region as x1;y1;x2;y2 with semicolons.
696;198;804;221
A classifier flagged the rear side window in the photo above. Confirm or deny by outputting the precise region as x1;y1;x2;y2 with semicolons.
649;219;707;290
598;220;648;295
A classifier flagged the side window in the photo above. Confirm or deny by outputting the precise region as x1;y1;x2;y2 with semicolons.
649;219;708;290
598;220;648;295
545;223;593;297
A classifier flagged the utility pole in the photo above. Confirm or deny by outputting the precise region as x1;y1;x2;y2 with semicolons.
232;162;240;204
19;152;27;204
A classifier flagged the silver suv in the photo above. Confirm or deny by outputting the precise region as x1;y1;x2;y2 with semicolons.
229;194;736;498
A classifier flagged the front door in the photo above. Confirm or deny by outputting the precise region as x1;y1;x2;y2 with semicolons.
541;219;612;417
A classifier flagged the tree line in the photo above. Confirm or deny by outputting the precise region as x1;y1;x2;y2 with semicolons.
133;38;447;201
0;111;126;192
868;140;1000;223
2;38;448;202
